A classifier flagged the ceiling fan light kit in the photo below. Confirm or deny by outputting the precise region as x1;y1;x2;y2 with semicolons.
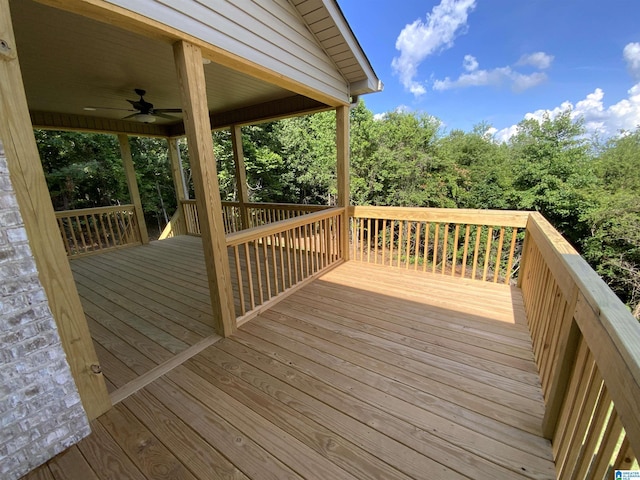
134;113;156;123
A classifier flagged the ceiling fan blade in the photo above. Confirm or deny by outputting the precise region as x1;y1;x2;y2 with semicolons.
153;112;181;120
85;106;135;112
122;113;139;119
154;108;182;113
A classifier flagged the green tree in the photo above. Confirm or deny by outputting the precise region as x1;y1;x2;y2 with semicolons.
438;125;514;210
36;130;127;210
509;111;596;244
583;129;640;317
278;112;336;204
369;110;455;207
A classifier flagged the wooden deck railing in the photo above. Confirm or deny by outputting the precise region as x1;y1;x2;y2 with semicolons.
519;212;639;478
181;199;201;235
55;205;142;257
245;202;330;228
158;208;186;240
179;200;330;236
226;207;343;326
350;206;529;284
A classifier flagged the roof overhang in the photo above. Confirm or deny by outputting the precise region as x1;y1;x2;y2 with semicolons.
10;0;380;136
292;0;382;97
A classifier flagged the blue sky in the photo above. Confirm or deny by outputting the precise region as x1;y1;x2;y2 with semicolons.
340;0;640;140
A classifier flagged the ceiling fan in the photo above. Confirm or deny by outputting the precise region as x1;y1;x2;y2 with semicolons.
84;89;182;123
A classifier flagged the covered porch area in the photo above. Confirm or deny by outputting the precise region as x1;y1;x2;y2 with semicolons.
26;236;556;480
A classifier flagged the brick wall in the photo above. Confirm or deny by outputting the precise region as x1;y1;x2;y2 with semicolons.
0;143;90;480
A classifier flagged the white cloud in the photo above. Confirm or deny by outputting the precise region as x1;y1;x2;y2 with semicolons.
623;42;640;79
392;0;477;97
463;54;479;72
491;83;640;142
433;65;547;92
516;52;554;70
373;104;412;121
492;125;519;143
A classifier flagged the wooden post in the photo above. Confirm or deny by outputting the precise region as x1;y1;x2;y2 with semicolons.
173;40;236;337
0;0;110;419
231;125;250;230
167;137;188;233
118;134;149;244
336;105;350;260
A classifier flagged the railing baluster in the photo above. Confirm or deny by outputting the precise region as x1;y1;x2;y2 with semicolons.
397;220;403;268
389;220;395;267
269;234;277;295
422;222;430;272
505;227;518;284
461;224;471;278
381;219;387;265
254;240;264;304
414;221;421;271
405;221;412;269
373;218;379;264
359;217;364;262
233;245;245;315
262;236;271;298
441;223;449;275
279;232;286;289
589;410;623;478
451;224;460;277
291;227;299;284
68;216;80;254
243;243;255;310
471;225;482;280
432;223;440;274
494;227;506;283
482;226;493;281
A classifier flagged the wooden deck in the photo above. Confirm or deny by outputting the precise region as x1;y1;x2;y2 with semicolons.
28;236;555;480
69;237;217;394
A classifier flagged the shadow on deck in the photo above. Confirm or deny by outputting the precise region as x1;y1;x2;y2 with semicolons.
26;236;555;480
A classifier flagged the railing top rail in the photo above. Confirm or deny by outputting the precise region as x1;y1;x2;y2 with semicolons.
181;199;197;205
54;204;135;217
528;212;640;450
226;206;343;247
350;205;530;228
244;202;331;211
216;200;329;211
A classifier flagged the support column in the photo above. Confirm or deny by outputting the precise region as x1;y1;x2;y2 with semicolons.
118;134;149;244
336;105;350;260
173;40;236;337
231;125;250;230
167;137;188;233
0;0;110;419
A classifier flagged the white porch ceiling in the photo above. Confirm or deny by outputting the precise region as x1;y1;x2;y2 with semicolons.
11;0;298;127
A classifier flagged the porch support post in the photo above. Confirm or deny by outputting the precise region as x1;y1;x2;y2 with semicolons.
231;125;250;230
336;105;350;260
0;0;110;419
118;134;149;244
173;40;236;337
167;137;188;232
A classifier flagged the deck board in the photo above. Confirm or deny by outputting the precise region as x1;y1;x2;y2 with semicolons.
31;236;556;480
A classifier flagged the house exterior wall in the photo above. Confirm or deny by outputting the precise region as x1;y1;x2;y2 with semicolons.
105;0;350;103
0;143;90;480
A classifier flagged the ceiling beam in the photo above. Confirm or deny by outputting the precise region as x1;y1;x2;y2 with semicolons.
31;95;330;138
169;95;330;137
30;111;171;137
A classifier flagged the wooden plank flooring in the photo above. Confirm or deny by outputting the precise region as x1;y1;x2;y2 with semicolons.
69;236;217;393
31;236;556;479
